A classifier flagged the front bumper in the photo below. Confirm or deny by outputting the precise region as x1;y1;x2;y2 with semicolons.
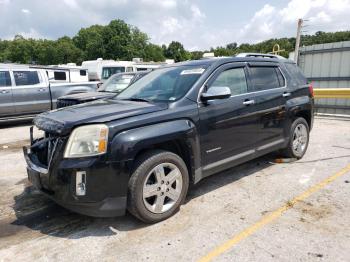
23;143;129;217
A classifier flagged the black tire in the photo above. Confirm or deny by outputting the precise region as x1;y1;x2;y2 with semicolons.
127;150;189;223
281;117;310;159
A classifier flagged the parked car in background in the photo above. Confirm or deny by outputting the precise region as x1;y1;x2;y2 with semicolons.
56;71;149;108
0;64;98;122
24;54;314;223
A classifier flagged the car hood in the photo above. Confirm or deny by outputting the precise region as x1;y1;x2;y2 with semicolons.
59;91;116;101
34;99;168;135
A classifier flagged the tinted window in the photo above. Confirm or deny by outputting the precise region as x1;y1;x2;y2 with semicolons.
0;71;11;87
275;68;285;87
249;67;281;91
54;71;66;80
80;70;87;76
13;71;40;86
285;63;306;85
210;67;247;96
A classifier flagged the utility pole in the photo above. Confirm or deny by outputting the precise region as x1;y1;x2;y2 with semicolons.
294;18;303;64
294;19;303;64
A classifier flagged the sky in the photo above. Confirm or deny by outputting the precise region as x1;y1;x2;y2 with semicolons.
0;0;350;50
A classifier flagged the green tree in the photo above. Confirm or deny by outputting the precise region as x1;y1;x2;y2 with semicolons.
0;39;11;62
164;41;189;62
6;35;35;63
128;27;149;59
35;39;58;65
73;25;105;60
144;44;165;61
102;20;131;60
55;36;83;64
190;51;204;60
226;42;237;50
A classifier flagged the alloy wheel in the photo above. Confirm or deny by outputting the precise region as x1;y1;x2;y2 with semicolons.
292;123;308;156
142;163;183;214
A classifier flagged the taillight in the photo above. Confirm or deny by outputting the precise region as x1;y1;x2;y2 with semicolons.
309;82;314;97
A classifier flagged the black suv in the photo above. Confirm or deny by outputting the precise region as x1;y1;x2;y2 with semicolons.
24;54;314;223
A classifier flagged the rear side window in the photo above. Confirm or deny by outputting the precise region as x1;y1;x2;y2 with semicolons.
249;67;283;91
210;67;248;96
284;63;306;85
0;71;11;87
13;71;40;86
54;71;67;80
276;68;285;87
80;70;87;76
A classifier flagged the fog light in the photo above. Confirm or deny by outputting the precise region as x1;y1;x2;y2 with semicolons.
76;171;86;196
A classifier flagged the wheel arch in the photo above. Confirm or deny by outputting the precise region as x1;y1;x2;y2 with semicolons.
294;110;311;129
109;120;201;184
287;96;314;130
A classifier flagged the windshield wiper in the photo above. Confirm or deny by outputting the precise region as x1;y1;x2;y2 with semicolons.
122;97;151;103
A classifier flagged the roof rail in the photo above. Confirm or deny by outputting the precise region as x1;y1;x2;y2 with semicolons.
236;53;286;59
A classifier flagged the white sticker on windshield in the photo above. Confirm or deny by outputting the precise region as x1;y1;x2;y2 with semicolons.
180;68;205;75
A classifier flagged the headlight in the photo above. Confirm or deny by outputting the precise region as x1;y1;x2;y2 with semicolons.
64;124;109;158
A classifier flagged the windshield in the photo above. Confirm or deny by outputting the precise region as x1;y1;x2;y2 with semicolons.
102;67;126;80
116;65;206;102
99;74;134;92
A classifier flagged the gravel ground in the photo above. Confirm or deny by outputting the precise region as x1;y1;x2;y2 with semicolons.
0;117;349;262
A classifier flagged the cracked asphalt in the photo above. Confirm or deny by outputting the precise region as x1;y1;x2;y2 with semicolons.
0;117;349;262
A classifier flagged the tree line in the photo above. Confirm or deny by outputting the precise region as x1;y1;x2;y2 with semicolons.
1;19;350;65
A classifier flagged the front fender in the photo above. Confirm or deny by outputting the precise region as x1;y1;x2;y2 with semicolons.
109;119;201;175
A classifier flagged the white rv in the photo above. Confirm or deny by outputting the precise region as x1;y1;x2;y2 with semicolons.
101;62;166;82
100;61;135;82
83;58;172;82
81;58;115;81
29;65;88;83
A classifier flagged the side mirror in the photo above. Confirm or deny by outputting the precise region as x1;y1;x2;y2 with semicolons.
201;86;231;101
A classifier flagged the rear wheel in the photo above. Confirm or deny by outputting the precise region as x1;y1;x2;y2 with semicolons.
281;117;310;159
127;150;189;223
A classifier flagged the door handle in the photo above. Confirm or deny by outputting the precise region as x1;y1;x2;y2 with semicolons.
243;99;255;105
0;90;9;94
38;88;46;92
282;92;291;97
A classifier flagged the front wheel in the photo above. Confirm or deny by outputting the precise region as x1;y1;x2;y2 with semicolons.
127;150;189;223
281;117;310;159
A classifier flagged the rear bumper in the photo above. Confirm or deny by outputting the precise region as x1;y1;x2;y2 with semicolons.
23;146;128;217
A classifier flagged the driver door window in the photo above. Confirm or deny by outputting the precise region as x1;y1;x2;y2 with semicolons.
209;67;247;96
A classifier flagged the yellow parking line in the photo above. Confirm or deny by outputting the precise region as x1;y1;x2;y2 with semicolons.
198;164;350;262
